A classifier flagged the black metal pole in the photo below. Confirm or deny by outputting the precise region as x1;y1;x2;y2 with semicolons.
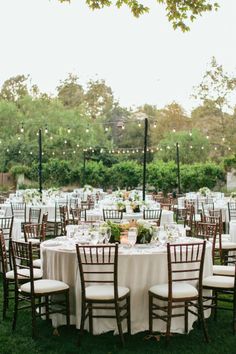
83;151;86;186
142;118;148;201
176;142;181;194
38;128;43;199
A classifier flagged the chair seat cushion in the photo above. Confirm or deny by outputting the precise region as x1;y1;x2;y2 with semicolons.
85;285;129;300
221;234;231;241
6;268;42;280
33;259;42;268
203;275;234;288
216;241;236;250
20;279;69;294
213;265;235;276
149;282;198;299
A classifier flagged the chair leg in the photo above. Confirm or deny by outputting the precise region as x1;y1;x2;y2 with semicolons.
3;281;8;320
88;303;93;334
115;301;125;347
31;298;37;338
12;292;19;331
233;291;236;335
148;293;153;334
166;301;172;342
198;296;210;343
184;302;188;333
66;290;70;327
45;296;49;321
213;291;218;321
79;301;86;337
127;295;131;335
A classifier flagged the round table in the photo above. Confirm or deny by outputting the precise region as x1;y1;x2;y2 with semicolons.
86;209;174;225
41;238;212;334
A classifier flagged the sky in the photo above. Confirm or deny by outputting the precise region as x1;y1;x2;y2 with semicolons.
0;0;235;113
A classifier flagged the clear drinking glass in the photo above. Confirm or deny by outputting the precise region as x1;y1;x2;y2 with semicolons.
128;227;137;247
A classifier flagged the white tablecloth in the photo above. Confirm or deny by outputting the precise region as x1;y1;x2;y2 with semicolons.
2;203;56;221
41;239;212;334
86;209;174;225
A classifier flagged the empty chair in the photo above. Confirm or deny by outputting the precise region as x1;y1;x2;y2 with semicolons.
28;207;41;224
0;216;14;267
149;241;209;342
103;209;123;223
202;255;236;334
23;223;46;244
70;208;86;224
11;240;70;337
10;202;26;222
76;244;130;346
0;231;42;320
143;209;162;226
228;202;236;221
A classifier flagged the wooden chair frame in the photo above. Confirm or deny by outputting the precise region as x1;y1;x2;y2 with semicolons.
76;244;130;346
11;240;70;337
149;241;209;342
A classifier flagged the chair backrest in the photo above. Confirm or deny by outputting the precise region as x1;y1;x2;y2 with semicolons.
59;205;69;235
29;207;41;224
167;241;206;299
76;244;119;299
143;209;162;226
0;216;14;244
42;212;48;224
201;202;215;216
70;208;86;224
201;215;223;235
23;223;46;242
0;230;9;277
11;240;34;293
103;209;123;222
195;222;217;240
228;202;236;221
10;202;26;221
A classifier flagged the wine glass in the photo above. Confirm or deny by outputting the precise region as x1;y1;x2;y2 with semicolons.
128;227;137;247
151;226;159;244
158;229;167;247
104;226;111;244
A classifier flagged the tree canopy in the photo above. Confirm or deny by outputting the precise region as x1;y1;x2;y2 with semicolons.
58;0;219;31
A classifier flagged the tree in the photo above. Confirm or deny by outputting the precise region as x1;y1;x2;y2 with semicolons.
57;73;84;108
193;57;236;156
0;75;29;102
58;0;219;31
85;79;114;119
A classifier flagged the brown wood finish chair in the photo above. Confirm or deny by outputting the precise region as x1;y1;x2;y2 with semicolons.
143;209;162;226
11;240;70;338
10;202;26;222
103;209;123;223
202;256;236;334
0;232;42;320
76;244;130;346
148;241;209;342
0;216;14;268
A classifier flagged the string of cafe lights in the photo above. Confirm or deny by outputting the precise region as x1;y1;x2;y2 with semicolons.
0;121;235;156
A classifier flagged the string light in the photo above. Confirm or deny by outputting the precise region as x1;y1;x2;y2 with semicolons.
190;145;193;149
153;121;157;128
86;126;89;133
105;126;109;132
222;137;225;142
206;135;209;139
172;128;176;133
138;122;141;128
50;136;53;140
20;123;24;133
189;132;192;137
67;127;71;134
17;136;21;140
45;126;48;134
73;150;76;154
64;140;67;144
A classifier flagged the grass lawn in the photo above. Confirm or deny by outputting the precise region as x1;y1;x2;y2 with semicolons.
0;280;235;354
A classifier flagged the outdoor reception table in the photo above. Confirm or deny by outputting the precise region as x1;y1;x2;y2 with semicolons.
41;237;212;335
86;209;174;225
2;203;56;220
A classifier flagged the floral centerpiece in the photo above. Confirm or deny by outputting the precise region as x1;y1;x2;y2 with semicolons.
230;191;236;200
83;184;93;193
116;201;126;212
198;187;211;197
105;219;153;244
23;189;41;205
46;187;61;198
130;201;141;212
